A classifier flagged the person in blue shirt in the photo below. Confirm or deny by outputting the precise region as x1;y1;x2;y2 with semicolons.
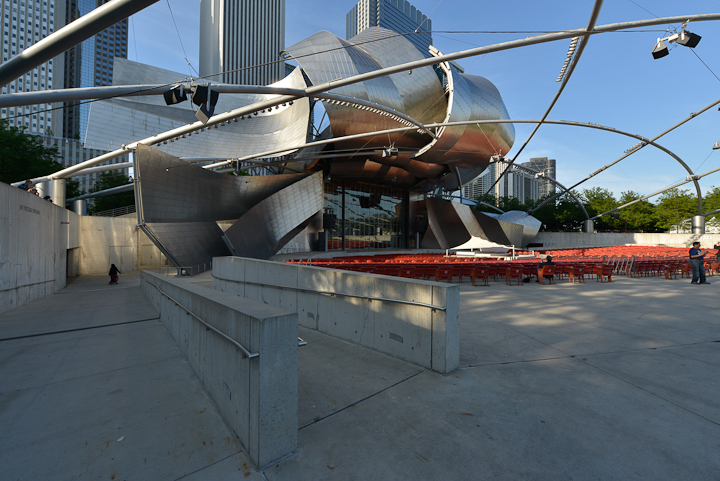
689;241;710;285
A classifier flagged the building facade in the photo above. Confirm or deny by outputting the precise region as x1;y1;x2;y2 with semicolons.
41;135;129;192
521;157;556;198
1;0;62;134
199;0;285;86
464;163;540;205
346;0;432;54
62;0;127;140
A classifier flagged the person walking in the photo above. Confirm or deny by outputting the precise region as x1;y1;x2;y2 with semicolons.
109;264;121;285
689;242;710;285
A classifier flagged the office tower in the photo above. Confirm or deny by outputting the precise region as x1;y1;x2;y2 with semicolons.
346;0;432;54
521;157;556;198
199;0;285;86
0;0;63;134
62;0;127;140
464;164;540;205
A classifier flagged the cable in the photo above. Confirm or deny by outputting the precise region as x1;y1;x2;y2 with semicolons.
165;0;198;77
690;49;720;83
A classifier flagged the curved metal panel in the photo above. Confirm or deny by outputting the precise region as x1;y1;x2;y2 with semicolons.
136;145;307;223
495;210;542;247
347;28;447;126
224;173;324;259
143;221;230;268
415;63;515;169
85;60;311;160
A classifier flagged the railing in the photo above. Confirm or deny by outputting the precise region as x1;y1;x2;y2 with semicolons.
144;276;258;358
91;204;136;217
153;262;212;277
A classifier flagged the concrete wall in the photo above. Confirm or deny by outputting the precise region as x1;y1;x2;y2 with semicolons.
1;179;171;314
212;256;460;374
534;232;720;249
0;182;80;314
78;217;170;274
141;271;298;469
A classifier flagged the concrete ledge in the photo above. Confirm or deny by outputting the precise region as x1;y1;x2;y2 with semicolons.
140;271;298;468
534;232;720;248
212;257;460;373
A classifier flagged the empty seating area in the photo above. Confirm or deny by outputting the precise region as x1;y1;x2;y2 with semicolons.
286;254;605;285
287;245;720;286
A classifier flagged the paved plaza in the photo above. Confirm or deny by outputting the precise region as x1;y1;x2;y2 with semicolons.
1;269;718;480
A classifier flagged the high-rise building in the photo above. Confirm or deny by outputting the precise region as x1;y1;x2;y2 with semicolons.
199;0;285;86
521;157;556;198
346;0;432;54
0;0;63;134
62;0;127;140
463;163;540;205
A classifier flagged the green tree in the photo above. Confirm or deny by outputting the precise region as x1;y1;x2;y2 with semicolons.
0;120;63;184
703;186;720;214
553;192;587;231
527;195;562;231
582;187;620;231
618;191;658;232
87;172;134;214
654;188;697;231
66;179;84;200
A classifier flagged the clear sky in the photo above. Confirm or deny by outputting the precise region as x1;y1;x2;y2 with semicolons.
127;0;720;204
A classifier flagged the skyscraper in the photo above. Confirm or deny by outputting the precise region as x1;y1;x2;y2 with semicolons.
464;163;540;205
346;0;432;54
0;0;62;134
62;0;127;140
521;157;557;198
199;0;285;86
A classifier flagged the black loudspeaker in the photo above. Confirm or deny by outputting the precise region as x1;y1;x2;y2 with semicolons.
323;212;337;230
195;104;216;124
652;42;669;59
677;31;701;48
192;85;219;107
163;86;187;105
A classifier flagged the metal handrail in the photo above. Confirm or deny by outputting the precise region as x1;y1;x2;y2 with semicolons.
91;204;136;217
143;276;259;359
212;275;448;311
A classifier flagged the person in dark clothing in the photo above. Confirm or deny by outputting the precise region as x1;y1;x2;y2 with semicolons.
17;179;33;191
689;242;710;285
536;255;555;282
109;264;121;285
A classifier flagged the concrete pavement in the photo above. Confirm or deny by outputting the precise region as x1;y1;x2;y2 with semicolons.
2;270;719;480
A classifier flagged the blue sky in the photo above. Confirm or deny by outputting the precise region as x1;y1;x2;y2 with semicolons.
127;0;720;204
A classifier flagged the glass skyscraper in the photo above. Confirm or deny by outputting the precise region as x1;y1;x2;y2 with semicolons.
62;0;127;140
346;0;432;54
0;0;59;134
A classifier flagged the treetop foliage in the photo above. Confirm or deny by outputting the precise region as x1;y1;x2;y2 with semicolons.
474;186;720;232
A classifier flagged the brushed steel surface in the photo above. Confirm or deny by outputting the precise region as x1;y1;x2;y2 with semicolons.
224;172;324;259
85;61;310;160
135;145;307;223
495;210;542;247
421;197;529;249
144;221;230;268
415;61;515;170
